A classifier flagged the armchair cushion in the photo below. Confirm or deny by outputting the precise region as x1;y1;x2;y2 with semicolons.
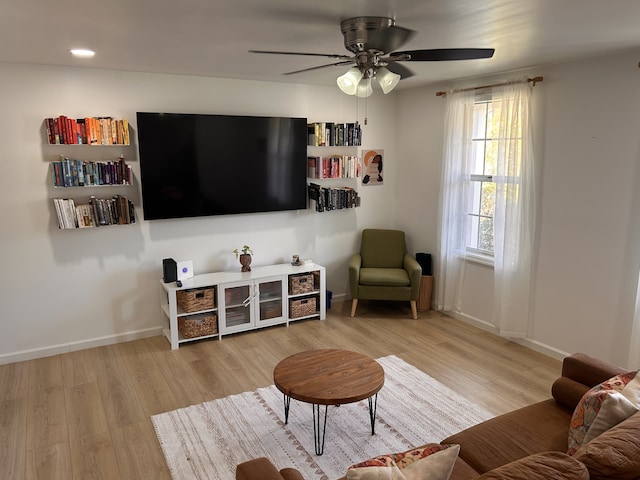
361;229;407;268
360;268;411;287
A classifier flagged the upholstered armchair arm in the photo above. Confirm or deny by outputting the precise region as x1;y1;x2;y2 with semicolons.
349;253;362;298
403;254;423;300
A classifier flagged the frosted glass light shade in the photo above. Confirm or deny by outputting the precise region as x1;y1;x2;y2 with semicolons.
376;67;401;94
337;68;363;95
356;78;373;98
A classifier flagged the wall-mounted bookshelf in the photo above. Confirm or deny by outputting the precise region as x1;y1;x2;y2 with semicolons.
45;115;130;145
45;115;136;229
307;121;362;213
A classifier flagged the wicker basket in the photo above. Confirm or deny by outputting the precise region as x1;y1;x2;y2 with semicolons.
289;297;317;318
177;287;215;313
179;314;218;338
289;274;314;295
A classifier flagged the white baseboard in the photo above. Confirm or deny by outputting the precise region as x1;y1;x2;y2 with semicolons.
445;310;570;361
0;327;163;365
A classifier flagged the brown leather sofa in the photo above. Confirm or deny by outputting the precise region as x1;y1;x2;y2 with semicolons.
236;353;640;480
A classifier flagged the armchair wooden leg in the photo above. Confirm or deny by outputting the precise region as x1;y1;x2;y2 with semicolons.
410;300;417;320
351;299;358;317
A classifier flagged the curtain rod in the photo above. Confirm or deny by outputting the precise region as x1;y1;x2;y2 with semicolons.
435;76;544;97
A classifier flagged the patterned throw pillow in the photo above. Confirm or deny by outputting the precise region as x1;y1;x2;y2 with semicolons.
567;370;640;455
346;444;460;480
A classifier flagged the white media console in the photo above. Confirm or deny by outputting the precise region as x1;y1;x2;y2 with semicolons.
160;263;326;349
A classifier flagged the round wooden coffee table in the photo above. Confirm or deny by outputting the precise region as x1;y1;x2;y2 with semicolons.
273;349;385;455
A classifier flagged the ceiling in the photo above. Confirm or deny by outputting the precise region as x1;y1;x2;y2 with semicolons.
2;0;640;91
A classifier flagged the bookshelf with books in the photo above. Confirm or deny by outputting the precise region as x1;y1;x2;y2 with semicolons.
50;154;133;188
45;116;130;145
44;115;136;229
306;121;361;213
52;195;135;229
307;122;361;147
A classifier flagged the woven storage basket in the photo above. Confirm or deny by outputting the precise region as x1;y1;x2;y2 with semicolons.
179;314;218;338
177;287;215;313
288;273;314;295
289;297;317;318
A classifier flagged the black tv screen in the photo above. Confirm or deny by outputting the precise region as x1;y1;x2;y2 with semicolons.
136;112;308;220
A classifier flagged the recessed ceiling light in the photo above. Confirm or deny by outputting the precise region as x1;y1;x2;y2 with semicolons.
70;49;95;58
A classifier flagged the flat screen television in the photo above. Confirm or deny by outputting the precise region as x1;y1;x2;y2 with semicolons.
136;112;308;220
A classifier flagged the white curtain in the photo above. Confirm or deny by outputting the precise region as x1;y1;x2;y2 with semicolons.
492;81;536;336
436;89;475;313
437;79;536;337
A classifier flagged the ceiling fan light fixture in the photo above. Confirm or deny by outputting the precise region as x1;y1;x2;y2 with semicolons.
337;67;363;95
376;67;401;94
356;77;373;98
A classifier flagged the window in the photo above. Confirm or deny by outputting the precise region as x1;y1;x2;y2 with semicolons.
438;79;534;334
465;95;522;258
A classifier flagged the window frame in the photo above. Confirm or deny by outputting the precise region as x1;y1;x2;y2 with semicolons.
465;95;498;264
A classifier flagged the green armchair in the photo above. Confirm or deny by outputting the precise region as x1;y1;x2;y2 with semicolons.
349;229;422;319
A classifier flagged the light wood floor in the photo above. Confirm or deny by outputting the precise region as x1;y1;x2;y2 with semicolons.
0;300;562;479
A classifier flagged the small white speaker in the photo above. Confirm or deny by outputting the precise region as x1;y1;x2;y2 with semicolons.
177;260;194;281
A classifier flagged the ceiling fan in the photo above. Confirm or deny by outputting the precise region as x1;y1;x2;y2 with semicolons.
250;16;494;96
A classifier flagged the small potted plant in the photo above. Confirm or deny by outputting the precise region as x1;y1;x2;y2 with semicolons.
233;245;254;272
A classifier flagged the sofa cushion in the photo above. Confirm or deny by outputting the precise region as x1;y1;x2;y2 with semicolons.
551;376;590;410
567;370;640;455
571;411;640;480
448;457;482;480
476;452;589;480
441;399;572;474
346;444;459;480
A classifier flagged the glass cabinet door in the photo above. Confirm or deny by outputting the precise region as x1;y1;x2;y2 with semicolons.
222;284;252;331
258;279;284;324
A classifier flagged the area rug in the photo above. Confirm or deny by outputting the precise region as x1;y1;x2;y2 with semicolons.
151;355;493;480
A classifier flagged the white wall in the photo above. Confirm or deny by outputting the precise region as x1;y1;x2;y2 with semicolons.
5;50;640;368
397;49;640;367
0;63;400;363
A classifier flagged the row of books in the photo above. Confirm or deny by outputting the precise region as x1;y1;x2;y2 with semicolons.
51;155;132;187
307;122;362;147
53;195;135;229
307;155;361;179
45;116;130;145
308;183;360;212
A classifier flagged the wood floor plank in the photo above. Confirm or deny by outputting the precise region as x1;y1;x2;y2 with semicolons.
0;398;28;480
64;382;110;444
65;382;121;479
91;344;146;429
115;340;179;416
145;336;213;408
26;385;68;450
25;443;72;480
60;348;97;387
0;360;29;402
111;421;171;479
4;300;566;478
26;356;68;450
68;434;121;480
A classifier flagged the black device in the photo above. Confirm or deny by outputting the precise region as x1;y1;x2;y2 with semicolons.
136;112;308;221
162;258;177;283
415;253;433;276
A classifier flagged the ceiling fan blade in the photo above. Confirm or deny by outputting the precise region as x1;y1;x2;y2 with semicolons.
249;50;352;60
392;48;495;61
384;61;415;79
366;25;416;53
283;60;354;76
